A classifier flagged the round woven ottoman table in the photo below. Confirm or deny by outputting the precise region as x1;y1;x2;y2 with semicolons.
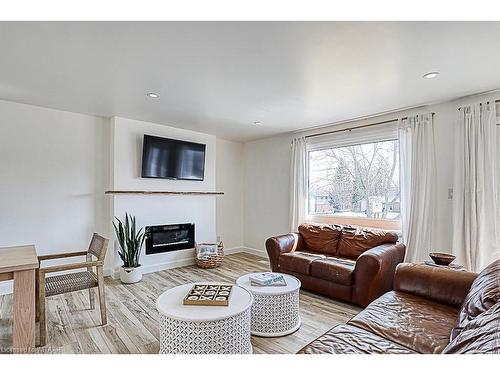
236;273;301;337
156;282;253;354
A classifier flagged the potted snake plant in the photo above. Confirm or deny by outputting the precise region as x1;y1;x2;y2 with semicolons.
113;213;145;284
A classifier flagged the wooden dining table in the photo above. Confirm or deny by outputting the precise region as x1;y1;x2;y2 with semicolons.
0;245;38;353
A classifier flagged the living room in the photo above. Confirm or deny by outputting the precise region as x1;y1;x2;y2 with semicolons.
1;1;499;371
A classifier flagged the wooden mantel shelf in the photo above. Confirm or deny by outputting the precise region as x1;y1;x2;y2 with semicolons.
105;190;224;195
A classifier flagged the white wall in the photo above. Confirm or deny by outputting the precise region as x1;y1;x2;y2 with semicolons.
216;138;244;250
110;117;218;274
243;134;292;251
0;100;111;293
1;89;497;293
0;102;247;294
242;92;500;265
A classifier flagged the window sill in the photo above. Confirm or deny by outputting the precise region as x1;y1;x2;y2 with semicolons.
307;215;401;231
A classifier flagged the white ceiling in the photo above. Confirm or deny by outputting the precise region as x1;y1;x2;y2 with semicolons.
1;22;500;141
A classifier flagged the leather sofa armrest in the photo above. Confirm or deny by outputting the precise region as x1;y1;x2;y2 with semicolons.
393;263;477;308
352;242;406;307
265;233;304;272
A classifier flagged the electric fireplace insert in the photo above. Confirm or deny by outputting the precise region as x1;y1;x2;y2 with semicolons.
145;223;195;255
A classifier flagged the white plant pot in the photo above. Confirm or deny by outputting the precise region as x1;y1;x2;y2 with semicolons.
120;266;143;284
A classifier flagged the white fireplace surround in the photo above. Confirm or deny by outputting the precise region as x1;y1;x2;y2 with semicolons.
106;116;264;280
109;117;218;277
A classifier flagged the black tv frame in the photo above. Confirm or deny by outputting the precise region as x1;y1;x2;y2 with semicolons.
141;134;206;181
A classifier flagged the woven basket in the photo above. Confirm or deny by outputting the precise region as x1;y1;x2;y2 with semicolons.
195;241;224;269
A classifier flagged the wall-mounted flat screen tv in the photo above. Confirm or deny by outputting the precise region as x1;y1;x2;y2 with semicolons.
141;135;206;181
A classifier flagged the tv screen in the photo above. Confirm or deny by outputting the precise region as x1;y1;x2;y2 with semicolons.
141;135;206;181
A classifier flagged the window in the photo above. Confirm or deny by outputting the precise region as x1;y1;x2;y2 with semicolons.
307;139;401;230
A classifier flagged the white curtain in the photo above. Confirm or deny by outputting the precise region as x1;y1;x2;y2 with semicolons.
399;113;437;263
452;101;500;272
290;137;307;231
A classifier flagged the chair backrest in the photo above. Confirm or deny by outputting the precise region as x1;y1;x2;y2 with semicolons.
88;233;109;261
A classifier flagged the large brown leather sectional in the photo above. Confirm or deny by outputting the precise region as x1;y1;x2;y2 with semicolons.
298;260;500;354
266;223;405;306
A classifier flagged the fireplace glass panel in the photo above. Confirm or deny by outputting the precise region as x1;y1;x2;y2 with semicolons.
145;223;195;254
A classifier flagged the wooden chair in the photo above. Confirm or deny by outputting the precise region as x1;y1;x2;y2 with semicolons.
36;233;109;347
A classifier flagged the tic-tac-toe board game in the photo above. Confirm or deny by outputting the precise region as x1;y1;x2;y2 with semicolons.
183;284;233;306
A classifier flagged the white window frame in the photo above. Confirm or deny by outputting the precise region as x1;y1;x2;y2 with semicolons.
305;124;401;230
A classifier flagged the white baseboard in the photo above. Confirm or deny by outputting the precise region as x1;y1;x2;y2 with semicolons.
241;246;268;258
224;246;245;255
104;267;114;278
0;246;268;295
222;246;267;258
137;257;197;276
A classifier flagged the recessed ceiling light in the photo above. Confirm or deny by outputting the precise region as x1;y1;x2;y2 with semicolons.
146;92;160;98
423;72;439;79
253;121;262;125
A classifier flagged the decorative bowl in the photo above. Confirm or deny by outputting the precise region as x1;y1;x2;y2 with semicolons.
429;252;456;266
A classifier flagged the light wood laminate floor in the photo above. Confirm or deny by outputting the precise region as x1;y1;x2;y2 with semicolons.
0;252;361;354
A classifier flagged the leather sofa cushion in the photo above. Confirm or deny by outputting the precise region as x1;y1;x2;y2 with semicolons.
279;251;325;275
297;324;416;354
285;270;352;302
298;223;342;255
310;257;355;286
443;302;500;354
337;226;398;259
349;291;458;353
453;259;500;339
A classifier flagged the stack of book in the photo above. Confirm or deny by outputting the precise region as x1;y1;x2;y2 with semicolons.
249;272;287;286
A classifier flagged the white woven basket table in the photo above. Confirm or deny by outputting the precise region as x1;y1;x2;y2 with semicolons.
236;273;301;337
156;282;253;354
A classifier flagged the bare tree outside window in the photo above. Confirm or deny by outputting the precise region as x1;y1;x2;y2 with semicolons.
308;140;400;221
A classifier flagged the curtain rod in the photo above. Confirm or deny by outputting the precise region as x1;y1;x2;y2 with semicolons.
305;112;435;140
457;98;499;111
457;99;500;126
304;98;500;140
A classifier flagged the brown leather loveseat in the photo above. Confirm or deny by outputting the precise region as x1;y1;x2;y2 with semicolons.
265;223;405;306
298;260;500;354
